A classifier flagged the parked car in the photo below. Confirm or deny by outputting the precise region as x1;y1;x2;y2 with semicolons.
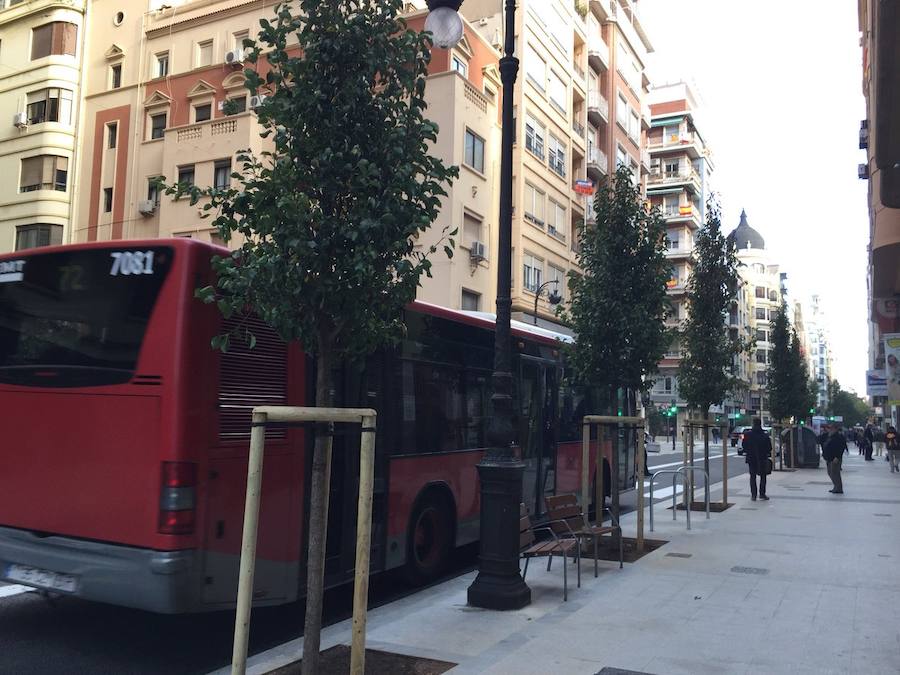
736;426;771;455
736;427;753;454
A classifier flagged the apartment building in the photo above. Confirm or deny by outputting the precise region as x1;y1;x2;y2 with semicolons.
72;0;502;318
459;0;652;331
0;0;87;253
806;295;834;411
729;212;783;423
646;82;715;419
858;0;900;427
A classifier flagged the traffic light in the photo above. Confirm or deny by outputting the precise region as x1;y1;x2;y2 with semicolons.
809;407;815;414
828;415;835;422
617;409;623;417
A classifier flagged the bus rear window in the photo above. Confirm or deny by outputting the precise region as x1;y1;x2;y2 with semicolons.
0;247;173;387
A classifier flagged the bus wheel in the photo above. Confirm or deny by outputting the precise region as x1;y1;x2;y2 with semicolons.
404;495;453;585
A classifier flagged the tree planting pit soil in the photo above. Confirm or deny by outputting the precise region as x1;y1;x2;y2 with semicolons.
270;645;455;675
670;501;733;512
586;536;667;563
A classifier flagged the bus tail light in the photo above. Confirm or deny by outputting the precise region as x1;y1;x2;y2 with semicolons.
158;461;197;535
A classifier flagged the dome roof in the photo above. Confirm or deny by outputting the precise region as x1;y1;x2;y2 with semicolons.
727;209;765;250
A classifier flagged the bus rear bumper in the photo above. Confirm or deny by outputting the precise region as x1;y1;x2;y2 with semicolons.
0;526;198;613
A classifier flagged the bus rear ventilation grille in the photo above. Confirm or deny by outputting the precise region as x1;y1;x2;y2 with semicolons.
133;374;163;386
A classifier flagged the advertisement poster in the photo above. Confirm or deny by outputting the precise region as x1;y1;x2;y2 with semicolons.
885;333;900;405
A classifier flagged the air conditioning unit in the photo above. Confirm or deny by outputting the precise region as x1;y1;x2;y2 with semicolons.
249;94;266;110
469;241;487;261
13;112;28;128
138;199;157;215
859;120;869;149
225;48;244;66
858;163;869;180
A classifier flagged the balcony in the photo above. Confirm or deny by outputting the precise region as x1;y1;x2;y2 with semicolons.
665;246;692;260
641;100;651;130
572;119;585;139
648;166;701;191
585;199;597;225
586;147;608;181
587;34;609;72
573;63;586;82
587;89;608;126
661;203;702;226
640;149;651;175
648;132;703;159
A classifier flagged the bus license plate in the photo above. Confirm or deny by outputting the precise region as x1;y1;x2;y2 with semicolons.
4;564;78;593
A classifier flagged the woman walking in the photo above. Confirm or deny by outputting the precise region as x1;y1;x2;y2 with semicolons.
886;426;899;473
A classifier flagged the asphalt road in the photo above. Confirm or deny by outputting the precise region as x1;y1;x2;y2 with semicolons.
0;450;746;675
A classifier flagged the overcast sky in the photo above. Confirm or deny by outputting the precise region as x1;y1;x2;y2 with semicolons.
639;0;869;394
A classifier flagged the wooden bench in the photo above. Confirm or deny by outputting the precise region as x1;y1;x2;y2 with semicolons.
545;493;623;577
520;504;580;601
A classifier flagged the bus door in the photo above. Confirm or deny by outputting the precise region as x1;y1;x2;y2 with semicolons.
518;357;557;517
324;355;389;581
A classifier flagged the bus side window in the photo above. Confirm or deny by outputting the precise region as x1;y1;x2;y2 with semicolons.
398;360;466;455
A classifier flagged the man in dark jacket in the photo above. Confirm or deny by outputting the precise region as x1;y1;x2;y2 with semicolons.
822;424;848;494
742;418;771;501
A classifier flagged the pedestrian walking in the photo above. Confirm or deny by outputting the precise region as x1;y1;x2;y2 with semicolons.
864;424;875;461
822;424;847;494
886;425;899;474
742;418;771;501
873;426;886;457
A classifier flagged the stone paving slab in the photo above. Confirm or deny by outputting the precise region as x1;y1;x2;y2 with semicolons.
224;453;900;675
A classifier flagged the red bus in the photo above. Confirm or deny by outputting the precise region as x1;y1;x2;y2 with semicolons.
0;239;634;613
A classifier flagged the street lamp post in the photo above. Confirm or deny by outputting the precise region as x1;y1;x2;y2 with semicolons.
425;0;531;610
532;280;562;326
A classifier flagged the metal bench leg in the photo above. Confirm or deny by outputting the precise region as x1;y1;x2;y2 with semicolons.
523;556;529;580
576;544;581;588
562;552;567;601
618;528;623;569
593;534;598;578
547;554;553;572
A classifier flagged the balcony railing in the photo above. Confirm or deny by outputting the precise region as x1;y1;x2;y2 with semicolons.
648;166;701;186
588;34;610;71
587;90;608;125
649;132;698;149
572;119;585;138
573;63;586;81
586;147;608;178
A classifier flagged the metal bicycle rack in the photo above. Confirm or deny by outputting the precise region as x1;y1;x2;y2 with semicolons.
648;466;710;532
649;469;687;532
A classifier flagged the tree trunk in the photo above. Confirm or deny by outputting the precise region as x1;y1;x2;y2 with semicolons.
301;343;335;675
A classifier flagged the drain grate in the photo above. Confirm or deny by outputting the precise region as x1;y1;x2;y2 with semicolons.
807;481;832;485
878;554;891;558
731;565;769;575
596;669;657;675
665;552;693;558
874;513;892;517
784;486;804;491
739;507;758;510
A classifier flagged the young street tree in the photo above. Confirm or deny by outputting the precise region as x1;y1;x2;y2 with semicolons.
766;303;793;422
561;165;671;502
165;3;456;671
678;199;743;491
790;330;817;420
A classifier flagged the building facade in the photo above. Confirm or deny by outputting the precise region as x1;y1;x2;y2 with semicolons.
460;0;652;331
0;0;87;253
858;0;900;428
729;211;783;424
71;0;502;322
645;81;717;420
805;295;834;411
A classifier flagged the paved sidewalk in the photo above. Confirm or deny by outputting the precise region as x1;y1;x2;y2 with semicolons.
230;453;900;675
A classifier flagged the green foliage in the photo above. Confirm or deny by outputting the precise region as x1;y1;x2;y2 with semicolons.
678;199;745;414
766;303;793;420
790;331;817;419
828;380;872;426
162;0;457;358
560;165;671;396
